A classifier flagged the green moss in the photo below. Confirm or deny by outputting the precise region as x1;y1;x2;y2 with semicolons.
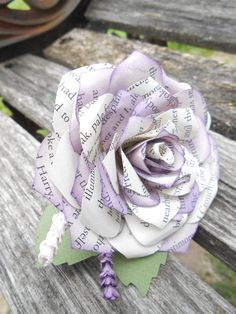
107;28;128;39
36;129;49;138
0;97;13;117
167;41;214;57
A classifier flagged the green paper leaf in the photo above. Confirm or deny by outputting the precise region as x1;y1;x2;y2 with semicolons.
7;0;31;10
36;204;95;267
114;252;168;296
0;97;13;117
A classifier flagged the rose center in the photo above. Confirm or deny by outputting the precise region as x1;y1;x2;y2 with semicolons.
146;142;174;165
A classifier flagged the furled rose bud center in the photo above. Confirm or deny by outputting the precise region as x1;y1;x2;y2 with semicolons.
146;142;175;165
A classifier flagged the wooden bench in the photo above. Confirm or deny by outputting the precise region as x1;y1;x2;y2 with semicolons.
0;2;236;313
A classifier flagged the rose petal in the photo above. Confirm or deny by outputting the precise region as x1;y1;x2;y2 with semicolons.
62;199;112;253
79;93;113;163
102;133;120;193
123;186;160;207
178;183;200;214
80;166;121;238
71;152;93;206
69;64;114;153
184;117;210;163
101;90;140;151
137;169;179;188
52;68;82;136
119;116;153;146
49;130;79;209
125;210;188;246
76;64;114;118
108;224;161;258
187;177;218;223
120;148;150;196
127;142;151;174
135;85;178;116
127;76;158;96
33;131;62;210
175;88;208;125
99;156;128;214
161;222;198;252
109;51;163;94
127;193;181;229
162;70;191;94
151;108;199;140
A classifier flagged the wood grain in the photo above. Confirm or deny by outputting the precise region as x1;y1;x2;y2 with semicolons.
85;0;236;53
0;49;235;270
1;36;236;139
0;113;235;314
0;54;68;130
44;29;236;140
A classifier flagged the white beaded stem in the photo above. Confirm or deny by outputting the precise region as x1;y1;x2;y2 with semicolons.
38;211;67;266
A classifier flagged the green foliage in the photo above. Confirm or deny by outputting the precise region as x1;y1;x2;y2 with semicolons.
36;129;49;138
167;41;214;57
211;257;236;306
204;255;236;306
107;28;128;39
0;97;13;117
7;0;31;10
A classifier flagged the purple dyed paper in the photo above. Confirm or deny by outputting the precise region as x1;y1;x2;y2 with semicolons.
34;51;219;259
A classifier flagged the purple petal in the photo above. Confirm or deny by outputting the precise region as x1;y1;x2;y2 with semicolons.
109;51;163;94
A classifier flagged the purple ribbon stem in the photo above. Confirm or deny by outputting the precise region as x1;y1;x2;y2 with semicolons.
99;252;120;301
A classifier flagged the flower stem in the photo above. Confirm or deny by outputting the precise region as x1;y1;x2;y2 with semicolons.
99;252;120;301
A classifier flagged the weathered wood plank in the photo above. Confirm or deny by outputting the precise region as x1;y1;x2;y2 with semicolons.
85;0;236;53
197;131;236;271
0;113;235;314
0;50;235;270
44;29;236;140
0;54;68;130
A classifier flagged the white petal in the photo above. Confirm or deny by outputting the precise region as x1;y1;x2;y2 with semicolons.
120;149;150;196
188;176;218;223
80;166;121;238
53;69;82;136
102;133;120;193
79;93;113;162
33;131;62;209
127;76;158;96
127;193;181;228
108;224;161;258
63;201;112;253
49;131;79;208
152;108;199;140
125;211;188;246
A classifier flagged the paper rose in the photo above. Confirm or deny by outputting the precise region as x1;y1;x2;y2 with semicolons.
34;51;219;264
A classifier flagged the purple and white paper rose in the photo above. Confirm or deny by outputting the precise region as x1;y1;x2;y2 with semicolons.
34;51;219;262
